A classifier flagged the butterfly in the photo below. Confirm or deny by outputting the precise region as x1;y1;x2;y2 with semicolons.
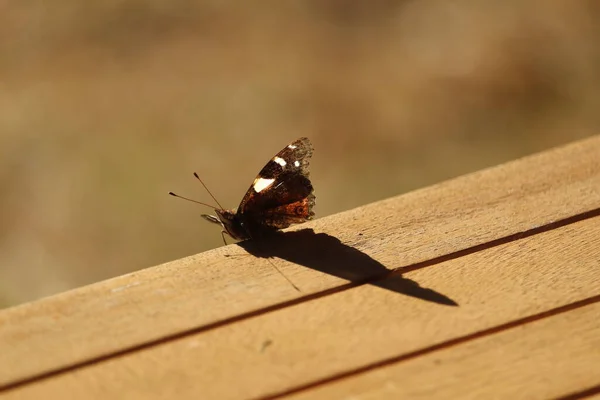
170;137;316;243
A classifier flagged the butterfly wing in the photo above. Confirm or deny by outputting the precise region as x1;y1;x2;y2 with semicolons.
237;137;315;232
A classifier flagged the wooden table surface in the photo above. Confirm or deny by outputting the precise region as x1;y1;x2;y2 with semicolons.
1;136;599;400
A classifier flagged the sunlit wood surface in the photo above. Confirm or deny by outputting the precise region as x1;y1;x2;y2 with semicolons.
1;136;599;400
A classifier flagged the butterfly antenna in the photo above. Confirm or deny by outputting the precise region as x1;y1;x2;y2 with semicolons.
168;192;218;209
267;258;301;292
193;173;225;210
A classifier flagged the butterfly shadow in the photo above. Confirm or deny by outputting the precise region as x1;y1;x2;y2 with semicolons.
237;228;458;307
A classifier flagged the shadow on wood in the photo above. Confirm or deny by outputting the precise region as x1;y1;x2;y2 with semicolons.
238;229;458;306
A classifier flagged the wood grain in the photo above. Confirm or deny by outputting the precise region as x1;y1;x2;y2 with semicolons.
286;302;600;400
4;215;600;399
1;135;599;393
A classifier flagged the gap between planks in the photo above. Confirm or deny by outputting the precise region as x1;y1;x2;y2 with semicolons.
282;300;600;400
557;386;600;400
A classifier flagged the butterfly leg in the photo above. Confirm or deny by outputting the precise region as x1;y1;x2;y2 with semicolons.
221;231;229;246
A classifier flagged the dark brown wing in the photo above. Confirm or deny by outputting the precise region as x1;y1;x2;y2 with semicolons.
237;137;315;230
258;193;315;229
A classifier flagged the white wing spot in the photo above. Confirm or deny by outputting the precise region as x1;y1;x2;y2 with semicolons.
294;160;300;167
273;156;287;167
253;178;275;193
288;144;297;149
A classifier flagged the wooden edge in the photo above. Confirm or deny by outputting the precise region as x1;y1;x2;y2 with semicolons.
4;209;600;399
0;135;599;389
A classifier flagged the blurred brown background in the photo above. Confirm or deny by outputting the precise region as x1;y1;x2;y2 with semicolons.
0;1;598;308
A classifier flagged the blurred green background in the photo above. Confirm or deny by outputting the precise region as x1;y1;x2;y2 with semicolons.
1;1;598;308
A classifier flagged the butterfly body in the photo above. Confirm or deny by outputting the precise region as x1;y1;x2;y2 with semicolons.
201;137;315;241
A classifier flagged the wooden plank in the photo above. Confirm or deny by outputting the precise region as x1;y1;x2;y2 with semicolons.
1;135;599;389
4;216;600;400
285;302;600;400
